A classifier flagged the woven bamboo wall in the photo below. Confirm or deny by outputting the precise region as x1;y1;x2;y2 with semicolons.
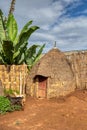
0;64;28;94
65;51;87;89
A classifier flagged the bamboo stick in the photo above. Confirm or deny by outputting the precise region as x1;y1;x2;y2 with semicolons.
20;72;22;95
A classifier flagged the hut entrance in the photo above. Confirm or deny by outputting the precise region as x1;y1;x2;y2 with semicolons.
38;76;47;98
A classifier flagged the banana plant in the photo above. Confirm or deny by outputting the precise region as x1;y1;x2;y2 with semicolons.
25;44;45;70
0;10;7;64
0;10;7;40
0;10;45;69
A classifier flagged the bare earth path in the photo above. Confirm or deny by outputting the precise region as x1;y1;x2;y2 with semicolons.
0;90;87;130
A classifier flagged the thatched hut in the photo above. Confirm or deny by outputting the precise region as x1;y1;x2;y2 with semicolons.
27;48;75;98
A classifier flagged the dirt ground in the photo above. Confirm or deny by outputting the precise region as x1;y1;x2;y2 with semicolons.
0;90;87;130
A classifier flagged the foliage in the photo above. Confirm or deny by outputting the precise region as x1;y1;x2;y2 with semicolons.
0;9;45;69
0;96;12;114
0;96;22;114
25;44;45;70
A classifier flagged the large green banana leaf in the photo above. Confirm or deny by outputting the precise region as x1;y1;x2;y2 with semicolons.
13;50;20;60
25;44;45;70
17;53;25;64
13;20;33;45
14;42;28;64
2;40;14;64
13;41;28;61
20;20;33;35
33;44;45;64
0;52;6;64
0;10;5;40
15;26;39;51
0;38;3;51
7;14;18;42
25;44;39;58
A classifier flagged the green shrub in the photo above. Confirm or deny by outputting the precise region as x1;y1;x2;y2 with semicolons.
0;96;22;114
0;96;12;114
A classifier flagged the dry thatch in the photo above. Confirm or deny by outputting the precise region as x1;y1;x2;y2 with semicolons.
0;80;4;96
30;48;74;81
27;48;75;98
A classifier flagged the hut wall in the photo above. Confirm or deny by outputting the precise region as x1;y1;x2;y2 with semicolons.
26;76;37;97
0;64;27;94
65;51;87;90
47;77;75;98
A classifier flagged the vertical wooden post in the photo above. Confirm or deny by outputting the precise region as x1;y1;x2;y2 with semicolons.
23;64;26;94
73;53;81;89
20;72;22;95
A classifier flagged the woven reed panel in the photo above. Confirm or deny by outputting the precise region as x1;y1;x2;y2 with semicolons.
0;64;28;94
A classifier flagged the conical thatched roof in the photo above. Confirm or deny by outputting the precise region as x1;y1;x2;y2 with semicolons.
30;48;74;81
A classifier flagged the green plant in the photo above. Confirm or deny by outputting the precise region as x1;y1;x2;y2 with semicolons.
0;96;12;114
0;96;22;114
25;44;45;70
0;9;45;69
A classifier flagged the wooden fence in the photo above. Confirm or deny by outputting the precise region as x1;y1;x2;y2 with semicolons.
0;64;28;95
